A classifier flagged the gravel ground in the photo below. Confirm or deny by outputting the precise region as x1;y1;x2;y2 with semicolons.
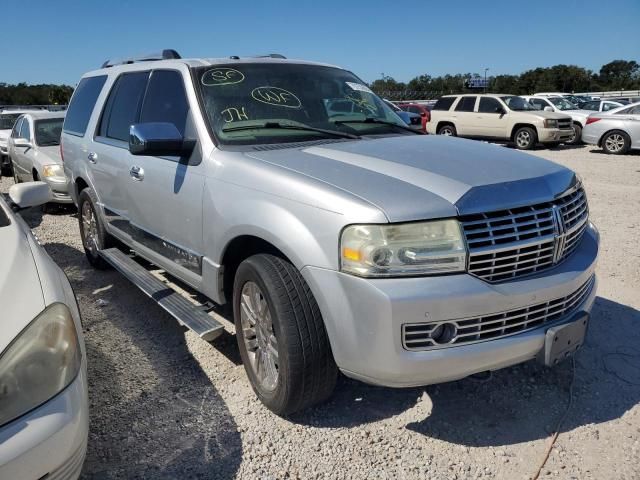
2;144;639;480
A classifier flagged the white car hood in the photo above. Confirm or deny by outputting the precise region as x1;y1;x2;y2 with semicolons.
37;145;63;164
0;129;9;146
0;207;45;353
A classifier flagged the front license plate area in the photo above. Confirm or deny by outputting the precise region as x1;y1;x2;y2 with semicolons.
538;314;589;367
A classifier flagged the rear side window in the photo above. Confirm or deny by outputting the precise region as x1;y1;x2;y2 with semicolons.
433;97;456;111
455;97;476;112
99;71;149;142
140;70;189;135
63;75;107;136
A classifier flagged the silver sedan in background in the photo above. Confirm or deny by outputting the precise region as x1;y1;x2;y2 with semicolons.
582;102;640;154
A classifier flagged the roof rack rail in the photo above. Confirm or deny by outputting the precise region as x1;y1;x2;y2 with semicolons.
254;53;286;59
101;49;181;68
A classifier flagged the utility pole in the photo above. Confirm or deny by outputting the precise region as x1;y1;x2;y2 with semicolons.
484;68;490;93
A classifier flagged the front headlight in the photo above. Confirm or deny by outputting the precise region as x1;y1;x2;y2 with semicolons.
43;164;64;178
0;303;82;427
544;119;558;128
340;219;467;277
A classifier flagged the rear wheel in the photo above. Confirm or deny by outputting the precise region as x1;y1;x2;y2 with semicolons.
514;127;537;150
437;124;457;136
233;254;337;415
567;123;582;145
601;130;630;155
78;187;113;269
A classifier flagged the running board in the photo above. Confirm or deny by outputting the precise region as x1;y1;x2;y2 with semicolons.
99;248;225;342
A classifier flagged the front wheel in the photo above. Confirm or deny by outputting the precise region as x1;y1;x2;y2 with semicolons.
78;187;113;269
601;130;630;155
567;123;582;145
514;127;537;150
233;254;337;415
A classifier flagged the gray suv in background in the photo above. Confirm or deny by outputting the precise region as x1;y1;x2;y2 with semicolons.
62;51;599;415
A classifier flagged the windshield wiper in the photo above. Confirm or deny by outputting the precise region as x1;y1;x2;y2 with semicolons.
222;121;360;139
333;117;422;134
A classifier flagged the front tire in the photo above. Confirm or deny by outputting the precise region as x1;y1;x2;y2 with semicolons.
601;130;630;155
233;254;337;415
568;123;582;145
514;127;537;150
437;124;457;136
78;187;113;269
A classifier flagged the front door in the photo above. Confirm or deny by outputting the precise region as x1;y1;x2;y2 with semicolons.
124;69;205;283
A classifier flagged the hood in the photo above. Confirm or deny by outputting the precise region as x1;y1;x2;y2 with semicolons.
524;110;571;121
566;110;589;118
0;129;9;144
246;135;576;222
0;202;45;353
37;145;63;164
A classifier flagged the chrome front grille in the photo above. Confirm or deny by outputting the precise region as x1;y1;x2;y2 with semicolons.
402;275;595;351
461;185;589;282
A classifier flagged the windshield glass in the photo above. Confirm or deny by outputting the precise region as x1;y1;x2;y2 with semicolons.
548;97;577;110
34;118;64;146
501;96;535;111
195;63;410;146
0;114;21;130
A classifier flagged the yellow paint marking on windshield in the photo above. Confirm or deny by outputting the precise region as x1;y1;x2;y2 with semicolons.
221;107;249;123
251;87;302;109
202;68;245;86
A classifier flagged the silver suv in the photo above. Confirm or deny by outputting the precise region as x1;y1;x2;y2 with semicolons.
62;51;599;414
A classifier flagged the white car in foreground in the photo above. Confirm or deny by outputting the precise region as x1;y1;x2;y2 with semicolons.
0;182;88;479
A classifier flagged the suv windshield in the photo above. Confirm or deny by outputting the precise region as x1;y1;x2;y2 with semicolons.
548;97;577;110
34;118;64;146
501;96;536;111
0;114;21;130
194;63;411;146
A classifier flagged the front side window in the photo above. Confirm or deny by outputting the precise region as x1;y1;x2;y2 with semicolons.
99;71;149;142
10;118;23;138
34;118;64;146
478;97;502;113
19;118;30;140
548;97;576;110
194;63;410;146
63;75;107;136
139;70;189;135
455;97;476;112
0;114;21;130
501;96;536;111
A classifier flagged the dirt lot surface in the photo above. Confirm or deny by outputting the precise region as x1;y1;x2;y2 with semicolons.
2;144;639;480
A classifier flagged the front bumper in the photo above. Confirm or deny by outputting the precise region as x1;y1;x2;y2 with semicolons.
538;127;574;143
302;224;599;387
44;177;73;204
0;366;88;480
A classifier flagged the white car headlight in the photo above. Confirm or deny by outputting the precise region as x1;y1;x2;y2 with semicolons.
340;219;467;277
43;164;65;178
0;303;82;427
544;119;558;128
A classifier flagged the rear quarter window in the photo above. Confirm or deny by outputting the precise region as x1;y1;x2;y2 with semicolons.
63;75;108;136
433;97;456;111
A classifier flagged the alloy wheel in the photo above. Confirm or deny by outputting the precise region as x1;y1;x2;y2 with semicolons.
81;201;99;254
604;134;625;153
240;281;279;392
516;130;531;148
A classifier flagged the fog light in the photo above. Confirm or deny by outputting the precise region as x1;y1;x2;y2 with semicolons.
430;323;457;344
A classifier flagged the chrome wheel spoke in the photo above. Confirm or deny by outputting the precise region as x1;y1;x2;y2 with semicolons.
240;281;279;392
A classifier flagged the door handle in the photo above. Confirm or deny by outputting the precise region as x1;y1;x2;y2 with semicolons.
129;165;144;181
87;152;98;164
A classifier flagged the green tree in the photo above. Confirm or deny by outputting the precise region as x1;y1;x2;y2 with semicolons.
598;60;640;90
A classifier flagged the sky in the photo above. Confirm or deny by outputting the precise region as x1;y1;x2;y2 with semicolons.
1;0;639;86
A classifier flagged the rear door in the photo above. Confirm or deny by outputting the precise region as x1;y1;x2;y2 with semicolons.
452;96;477;136
122;69;205;283
92;71;149;235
